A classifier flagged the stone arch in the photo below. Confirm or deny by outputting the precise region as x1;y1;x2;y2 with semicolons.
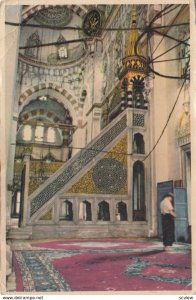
132;160;146;221
19;84;84;124
79;200;92;221
133;132;145;154
59;199;73;221
19;83;76;107
116;201;127;221
98;200;110;221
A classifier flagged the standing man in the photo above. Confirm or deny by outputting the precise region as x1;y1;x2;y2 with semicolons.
160;193;176;251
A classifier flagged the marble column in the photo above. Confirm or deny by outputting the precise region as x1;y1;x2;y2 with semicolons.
21;150;31;226
4;6;22;226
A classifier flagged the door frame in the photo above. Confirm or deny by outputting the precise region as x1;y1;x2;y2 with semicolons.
157;180;173;239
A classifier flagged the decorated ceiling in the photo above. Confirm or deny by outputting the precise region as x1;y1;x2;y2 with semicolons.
33;6;73;27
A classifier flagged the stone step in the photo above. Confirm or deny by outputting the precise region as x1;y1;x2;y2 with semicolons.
30;223;148;240
7;226;32;240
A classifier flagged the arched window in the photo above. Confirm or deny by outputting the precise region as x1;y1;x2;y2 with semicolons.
23;125;32;141
25;31;41;59
132;161;146;221
60;200;73;221
35;125;44;142
116;201;127;221
133;133;145;154
47;127;56;143
79;200;92;221
58;46;68;59
56;34;68;59
98;201;110;221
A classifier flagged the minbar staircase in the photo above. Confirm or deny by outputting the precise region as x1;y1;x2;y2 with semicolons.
29;113;127;220
8;111;129;240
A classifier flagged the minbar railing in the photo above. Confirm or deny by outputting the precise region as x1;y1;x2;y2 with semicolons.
29;113;127;217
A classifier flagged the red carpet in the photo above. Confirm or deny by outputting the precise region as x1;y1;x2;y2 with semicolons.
13;239;191;292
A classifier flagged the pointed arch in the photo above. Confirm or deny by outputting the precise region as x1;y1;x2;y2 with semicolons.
18;84;83;124
19;83;78;108
133;133;145;154
60;200;73;221
79;200;92;221
25;31;41;59
98;201;110;221
116;201;127;221
132;160;146;221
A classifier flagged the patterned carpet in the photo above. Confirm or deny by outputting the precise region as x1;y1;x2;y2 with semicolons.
13;239;192;292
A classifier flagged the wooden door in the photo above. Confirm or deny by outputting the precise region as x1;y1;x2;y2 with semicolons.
174;188;188;242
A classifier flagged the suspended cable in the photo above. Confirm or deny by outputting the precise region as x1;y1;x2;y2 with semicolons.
156;4;182;20
13;73;187;161
152;28;189;47
135;29;189;66
152;23;188;30
148;4;184;27
142;77;186;162
5;22;85;30
5;21;189;31
152;34;165;56
11;6;188;52
152;56;190;64
146;33;189;79
141;3;189;68
150;40;188;62
19;38;91;49
14;4;189;161
149;4;188;57
148;4;174;25
135;21;189;79
11;143;129;157
147;67;188;80
148;30;155;74
150;5;189;53
164;3;187;30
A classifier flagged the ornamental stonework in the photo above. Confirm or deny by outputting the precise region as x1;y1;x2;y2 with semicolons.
30;115;127;216
92;158;127;193
177;111;190;139
34;6;72;26
39;208;53;221
29;161;64;196
133;113;145;127
67;135;128;195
